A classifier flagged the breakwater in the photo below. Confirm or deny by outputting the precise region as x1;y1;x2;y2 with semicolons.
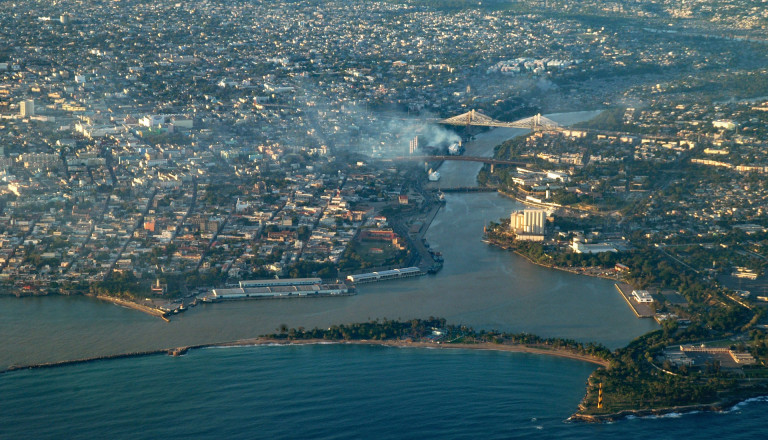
1;343;218;375
0;338;608;375
96;295;168;318
1;349;169;375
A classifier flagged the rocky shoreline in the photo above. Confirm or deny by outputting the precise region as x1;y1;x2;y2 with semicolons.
568;397;763;423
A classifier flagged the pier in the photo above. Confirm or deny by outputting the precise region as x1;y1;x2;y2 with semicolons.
346;267;424;284
206;281;351;301
614;283;655;318
96;295;168;318
0;344;209;374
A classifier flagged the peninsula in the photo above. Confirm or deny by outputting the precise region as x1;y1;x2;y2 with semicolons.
260;318;768;421
6;316;767;422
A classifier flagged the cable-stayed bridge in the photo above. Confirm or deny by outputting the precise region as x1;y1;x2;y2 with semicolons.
438;110;562;131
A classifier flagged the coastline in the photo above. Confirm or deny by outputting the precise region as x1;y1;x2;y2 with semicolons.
0;109;708;424
0;337;609;374
4;335;765;424
216;338;612;367
568;396;767;423
569;404;725;423
484;236;620;283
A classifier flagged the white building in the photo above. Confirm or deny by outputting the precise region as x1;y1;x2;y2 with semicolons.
19;99;34;117
139;115;166;127
571;242;618;254
510;209;545;235
632;290;654;303
712;119;736;130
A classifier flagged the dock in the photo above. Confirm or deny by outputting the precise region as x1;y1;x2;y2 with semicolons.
203;281;352;301
96;295;168;318
614;283;655;318
346;267;424;284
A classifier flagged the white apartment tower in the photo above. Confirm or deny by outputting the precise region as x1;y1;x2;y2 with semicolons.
19;99;35;117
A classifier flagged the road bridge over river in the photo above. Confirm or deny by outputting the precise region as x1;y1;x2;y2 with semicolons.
438;110;562;131
379;109;564;131
389;155;532;173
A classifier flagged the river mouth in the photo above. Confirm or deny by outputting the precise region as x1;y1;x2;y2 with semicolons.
0;110;656;368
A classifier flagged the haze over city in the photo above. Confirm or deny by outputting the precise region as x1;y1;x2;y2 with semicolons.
2;0;768;438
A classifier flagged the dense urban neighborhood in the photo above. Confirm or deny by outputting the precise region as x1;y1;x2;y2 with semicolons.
3;0;768;419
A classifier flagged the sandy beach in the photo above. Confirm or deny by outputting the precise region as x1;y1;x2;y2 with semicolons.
216;338;611;367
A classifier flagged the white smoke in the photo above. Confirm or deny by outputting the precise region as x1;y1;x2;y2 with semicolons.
343;107;461;158
289;77;460;159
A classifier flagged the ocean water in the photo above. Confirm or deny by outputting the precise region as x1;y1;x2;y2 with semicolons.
2;344;767;439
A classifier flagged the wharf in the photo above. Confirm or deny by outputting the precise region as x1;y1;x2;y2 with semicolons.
201;290;355;302
413;202;443;272
95;295;168;318
388;200;443;274
614;283;655;318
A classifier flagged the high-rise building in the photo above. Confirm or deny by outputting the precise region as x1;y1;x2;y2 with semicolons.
409;137;418;154
19;99;35;117
510;209;545;237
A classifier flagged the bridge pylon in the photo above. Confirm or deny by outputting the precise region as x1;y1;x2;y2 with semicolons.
439;110;561;131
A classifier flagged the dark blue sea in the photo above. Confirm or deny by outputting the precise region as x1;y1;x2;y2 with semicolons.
2;344;767;439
